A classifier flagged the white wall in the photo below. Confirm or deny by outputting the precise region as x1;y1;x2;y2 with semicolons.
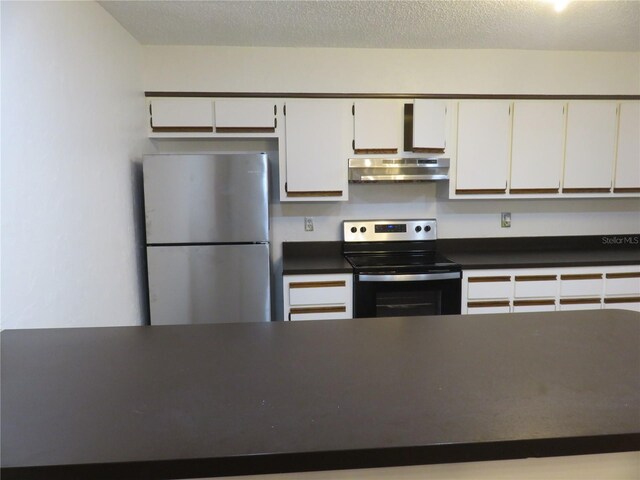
143;46;640;320
1;1;147;329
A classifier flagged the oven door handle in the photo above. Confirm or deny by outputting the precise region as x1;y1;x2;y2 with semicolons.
358;272;461;282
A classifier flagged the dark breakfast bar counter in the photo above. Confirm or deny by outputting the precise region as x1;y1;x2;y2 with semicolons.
2;310;640;479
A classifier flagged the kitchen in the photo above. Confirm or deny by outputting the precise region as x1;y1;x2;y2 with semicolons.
2;1;640;479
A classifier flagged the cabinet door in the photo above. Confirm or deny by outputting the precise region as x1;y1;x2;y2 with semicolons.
412;100;447;152
613;102;640;192
353;100;401;153
214;99;276;133
563;101;618;192
456;101;511;194
510;101;565;193
284;100;351;200
150;98;213;131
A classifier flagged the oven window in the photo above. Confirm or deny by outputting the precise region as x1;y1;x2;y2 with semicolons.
375;290;442;317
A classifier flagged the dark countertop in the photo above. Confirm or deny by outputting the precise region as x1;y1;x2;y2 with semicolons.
282;241;353;274
282;235;640;274
438;234;640;270
2;309;640;480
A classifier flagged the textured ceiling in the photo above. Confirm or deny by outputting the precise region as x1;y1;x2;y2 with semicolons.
99;0;640;51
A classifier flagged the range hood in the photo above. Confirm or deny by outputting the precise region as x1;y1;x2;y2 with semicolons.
348;157;450;183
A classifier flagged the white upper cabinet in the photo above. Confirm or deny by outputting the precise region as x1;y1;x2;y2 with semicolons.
412;100;447;152
614;101;640;192
456;101;512;194
283;100;351;201
353;100;401;154
214;99;276;132
563;101;618;192
510;101;566;193
150;98;213;130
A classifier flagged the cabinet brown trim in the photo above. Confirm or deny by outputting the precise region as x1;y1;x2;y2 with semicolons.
467;301;510;308
411;147;446;154
145;92;640;100
456;189;507;195
286;190;343;197
613;187;640;193
468;276;511;283
510;188;560;194
353;148;398;154
215;127;276;133
606;272;640;279
290;281;346;289
151;126;214;133
562;188;611;194
513;299;556;307
560;274;603;280
560;298;601;305
290;306;347;315
515;275;557;282
604;297;640;304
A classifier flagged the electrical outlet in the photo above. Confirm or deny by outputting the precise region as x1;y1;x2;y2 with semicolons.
501;212;511;228
304;217;314;232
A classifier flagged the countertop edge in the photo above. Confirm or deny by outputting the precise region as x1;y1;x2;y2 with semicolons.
3;434;639;480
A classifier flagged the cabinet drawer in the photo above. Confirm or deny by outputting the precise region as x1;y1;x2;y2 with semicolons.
467;276;511;300
603;297;640;312
559;298;601;311
289;280;349;306
467;301;510;315
560;274;603;297
513;299;556;313
605;272;640;296
514;275;557;298
289;306;349;321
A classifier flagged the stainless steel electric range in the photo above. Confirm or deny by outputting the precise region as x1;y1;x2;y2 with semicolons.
343;219;462;318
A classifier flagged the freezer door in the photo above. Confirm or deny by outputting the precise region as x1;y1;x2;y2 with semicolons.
144;153;269;244
147;244;271;325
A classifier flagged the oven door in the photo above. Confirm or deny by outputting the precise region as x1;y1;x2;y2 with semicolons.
354;272;461;318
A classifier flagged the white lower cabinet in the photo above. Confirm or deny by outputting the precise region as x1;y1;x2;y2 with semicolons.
283;274;353;321
463;265;639;314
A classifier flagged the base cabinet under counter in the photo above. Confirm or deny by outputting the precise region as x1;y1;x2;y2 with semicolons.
283;273;353;321
462;265;640;315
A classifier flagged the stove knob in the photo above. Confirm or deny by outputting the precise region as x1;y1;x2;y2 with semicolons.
360;226;367;233
424;225;431;232
350;227;357;233
415;226;422;232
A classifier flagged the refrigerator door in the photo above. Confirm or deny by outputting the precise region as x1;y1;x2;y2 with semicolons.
144;153;269;244
147;244;271;325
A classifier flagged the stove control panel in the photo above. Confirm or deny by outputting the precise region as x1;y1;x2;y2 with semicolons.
344;219;437;242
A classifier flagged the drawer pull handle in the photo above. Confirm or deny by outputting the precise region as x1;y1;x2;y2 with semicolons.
606;272;640;279
604;297;640;304
560;274;602;280
468;276;510;283
353;148;398;154
286;190;343;197
513;299;555;306
456;189;506;195
515;275;557;282
215;127;276;133
468;301;510;308
290;281;346;289
290;306;346;315
560;298;601;305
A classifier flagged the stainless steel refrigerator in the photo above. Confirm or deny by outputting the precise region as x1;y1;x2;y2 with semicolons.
143;153;271;325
